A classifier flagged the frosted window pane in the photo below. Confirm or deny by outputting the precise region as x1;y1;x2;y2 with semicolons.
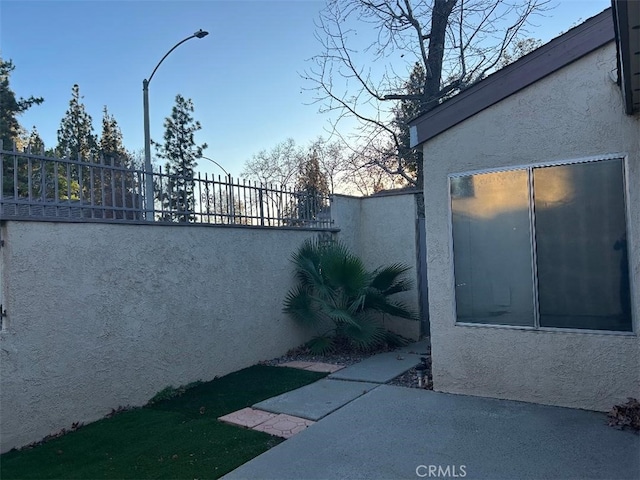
534;159;631;331
451;171;535;326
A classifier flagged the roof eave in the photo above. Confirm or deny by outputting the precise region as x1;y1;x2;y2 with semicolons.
409;8;615;147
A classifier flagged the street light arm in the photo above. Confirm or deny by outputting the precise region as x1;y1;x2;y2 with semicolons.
201;155;230;176
146;29;208;85
142;28;208;220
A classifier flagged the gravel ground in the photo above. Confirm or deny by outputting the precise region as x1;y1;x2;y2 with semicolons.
263;339;433;390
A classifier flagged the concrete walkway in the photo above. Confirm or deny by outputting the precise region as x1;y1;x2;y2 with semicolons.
223;341;639;479
254;340;429;421
253;378;380;421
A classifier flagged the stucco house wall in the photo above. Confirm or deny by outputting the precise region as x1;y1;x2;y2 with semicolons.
420;41;639;411
0;221;321;453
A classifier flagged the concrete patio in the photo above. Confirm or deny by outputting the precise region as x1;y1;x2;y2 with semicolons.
225;386;639;479
223;340;639;480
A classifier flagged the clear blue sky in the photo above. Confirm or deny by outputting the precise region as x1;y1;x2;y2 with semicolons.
1;0;610;178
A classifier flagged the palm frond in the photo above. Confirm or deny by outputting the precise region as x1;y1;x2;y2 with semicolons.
364;291;418;320
370;264;413;292
320;303;360;327
306;335;336;355
322;249;369;295
340;315;386;351
283;286;323;325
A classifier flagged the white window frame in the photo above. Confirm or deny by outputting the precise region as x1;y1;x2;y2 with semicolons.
447;153;636;335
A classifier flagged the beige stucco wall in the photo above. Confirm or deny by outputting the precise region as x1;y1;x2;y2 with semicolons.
421;42;640;411
0;221;321;452
333;194;421;339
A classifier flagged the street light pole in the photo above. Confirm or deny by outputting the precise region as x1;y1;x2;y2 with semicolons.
143;29;209;220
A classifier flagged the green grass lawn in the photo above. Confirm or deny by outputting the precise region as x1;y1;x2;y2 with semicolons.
1;365;326;479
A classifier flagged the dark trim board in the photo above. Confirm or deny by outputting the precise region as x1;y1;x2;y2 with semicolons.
410;9;615;147
613;0;640;115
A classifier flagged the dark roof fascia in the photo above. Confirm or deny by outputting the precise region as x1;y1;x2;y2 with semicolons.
410;8;614;147
370;186;422;197
612;0;640;115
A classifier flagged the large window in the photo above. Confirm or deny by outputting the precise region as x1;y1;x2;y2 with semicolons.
450;158;632;332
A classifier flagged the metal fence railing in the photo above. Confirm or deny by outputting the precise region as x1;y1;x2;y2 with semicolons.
0;146;333;229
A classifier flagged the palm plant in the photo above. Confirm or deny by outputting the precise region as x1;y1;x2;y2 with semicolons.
283;239;418;354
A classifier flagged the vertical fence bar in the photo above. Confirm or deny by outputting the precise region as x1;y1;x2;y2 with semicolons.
228;175;235;224
158;166;164;222
77;155;84;218
66;161;71;205
12;146;18;199
89;160;96;218
242;180;248;225
265;183;272;226
26;155;32;216
215;175;222;223
41;157;47;202
53;161;59;216
196;171;202;223
210;175;217;223
205;172;211;223
99;156;106;218
259;184;265;226
135;168;143;220
120;163;126;220
255;181;260;225
27;155;33;201
110;157;116;220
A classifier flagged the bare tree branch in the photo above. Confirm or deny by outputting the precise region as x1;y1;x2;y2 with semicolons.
302;0;551;189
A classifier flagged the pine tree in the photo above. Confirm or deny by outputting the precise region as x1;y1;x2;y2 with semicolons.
21;127;48;199
296;149;329;224
0;58;43;149
98;106;139;219
56;84;97;160
155;94;207;222
27;127;45;153
0;59;44;198
99;106;128;165
392;62;425;187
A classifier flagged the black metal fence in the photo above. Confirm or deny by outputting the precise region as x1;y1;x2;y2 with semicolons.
0;147;333;229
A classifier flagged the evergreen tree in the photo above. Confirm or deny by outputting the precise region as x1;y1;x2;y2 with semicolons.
99;106;128;165
56;84;98;160
392;63;426;187
98;106;139;218
27;127;45;153
0;59;43;198
22;127;48;199
0;58;43;149
155;94;207;222
296;149;329;224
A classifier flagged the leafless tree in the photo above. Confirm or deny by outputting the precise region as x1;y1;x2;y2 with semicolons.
241;138;303;190
308;136;352;194
304;0;550;186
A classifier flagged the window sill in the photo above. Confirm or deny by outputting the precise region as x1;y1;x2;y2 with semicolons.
454;321;637;336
